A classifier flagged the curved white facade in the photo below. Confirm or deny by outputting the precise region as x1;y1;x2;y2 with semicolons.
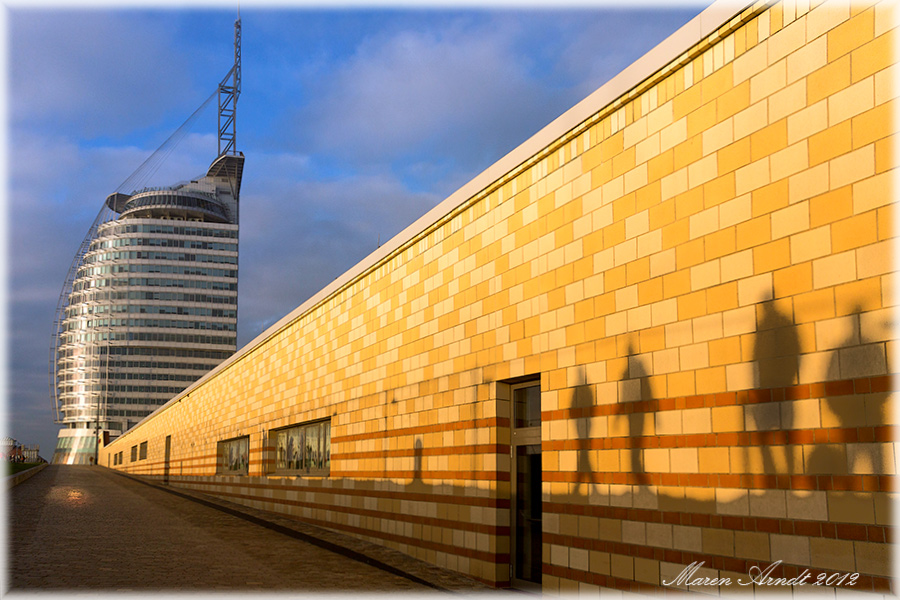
52;154;244;464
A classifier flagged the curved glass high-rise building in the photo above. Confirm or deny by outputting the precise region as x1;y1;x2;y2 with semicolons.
51;19;243;465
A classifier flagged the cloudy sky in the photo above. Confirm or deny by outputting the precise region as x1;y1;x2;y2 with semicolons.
5;3;704;459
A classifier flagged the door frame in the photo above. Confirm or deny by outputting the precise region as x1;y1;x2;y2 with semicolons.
509;380;542;591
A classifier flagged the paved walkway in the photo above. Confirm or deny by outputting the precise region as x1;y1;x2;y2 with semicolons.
8;466;497;593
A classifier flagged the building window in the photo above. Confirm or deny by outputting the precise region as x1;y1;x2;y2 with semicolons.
139;441;148;460
271;419;331;476
217;435;249;476
117;451;123;465
130;445;137;462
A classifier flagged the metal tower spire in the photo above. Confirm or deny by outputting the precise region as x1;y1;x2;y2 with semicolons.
218;16;241;156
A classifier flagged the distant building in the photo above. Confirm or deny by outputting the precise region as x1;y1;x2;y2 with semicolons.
51;19;243;465
3;437;41;463
51;158;243;464
1;437;17;461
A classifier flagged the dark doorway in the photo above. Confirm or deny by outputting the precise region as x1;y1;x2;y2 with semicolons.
163;435;172;485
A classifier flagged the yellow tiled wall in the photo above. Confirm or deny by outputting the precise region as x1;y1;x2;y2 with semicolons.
102;0;895;592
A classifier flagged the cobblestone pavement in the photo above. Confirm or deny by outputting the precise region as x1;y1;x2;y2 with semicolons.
8;466;499;594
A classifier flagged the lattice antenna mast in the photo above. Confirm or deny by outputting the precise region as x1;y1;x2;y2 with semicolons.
218;16;241;156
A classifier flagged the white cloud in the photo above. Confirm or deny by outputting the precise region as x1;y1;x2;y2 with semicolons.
292;17;554;168
9;10;198;137
282;9;699;179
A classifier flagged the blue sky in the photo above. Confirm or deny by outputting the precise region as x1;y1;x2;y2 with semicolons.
5;3;704;460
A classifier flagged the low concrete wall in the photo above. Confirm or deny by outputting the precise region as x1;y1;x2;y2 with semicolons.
7;463;48;489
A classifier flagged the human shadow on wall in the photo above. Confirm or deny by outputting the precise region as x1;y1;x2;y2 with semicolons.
572;367;594;498
409;438;427;494
559;344;653;507
387;306;889;588
749;299;800;477
622;343;653;486
807;305;884;480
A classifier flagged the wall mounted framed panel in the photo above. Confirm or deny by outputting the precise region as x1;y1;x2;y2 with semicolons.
217;435;249;476
269;419;331;477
